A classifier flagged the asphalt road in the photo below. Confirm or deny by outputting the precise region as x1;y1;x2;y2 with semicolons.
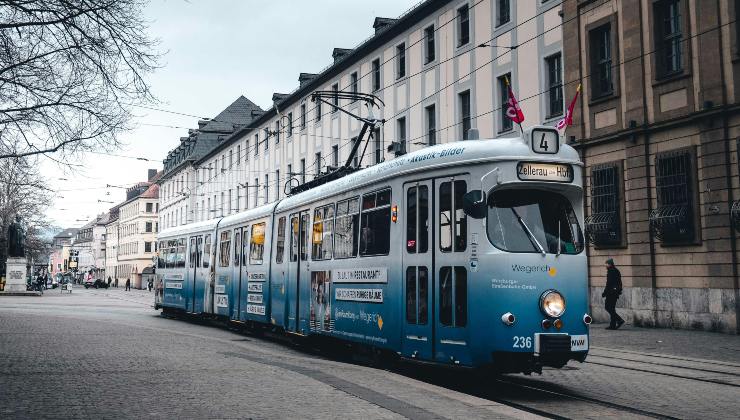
0;287;738;419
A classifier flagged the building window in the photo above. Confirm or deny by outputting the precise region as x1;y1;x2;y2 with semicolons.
459;91;471;140
589;24;613;98
300;159;306;184
236;146;241;166
144;242;152;253
458;4;470;46
586;163;624;247
374;127;382;164
332;83;339;112
274;121;280;144
228;189;232;214
264;128;270;151
425;104;436;145
243;184;248;210
254;178;259;207
316;97;322;121
264;174;269;203
236;186;240;211
351;72;358;97
245;139;250;161
498;74;513;132
145;222;152;233
546;53;563;117
315;152;322;178
332;145;339;168
352;137;360;167
655;0;683;77
300;103;306;129
220;192;225;217
372;58;381;91
424;25;435;63
287;112;293;137
650;148;698;244
496;0;510;26
275;170;280;199
254;134;259;156
396;43;406;79
397;117;407;155
146;203;153;213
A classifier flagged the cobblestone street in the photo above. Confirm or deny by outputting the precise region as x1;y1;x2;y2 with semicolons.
1;287;738;419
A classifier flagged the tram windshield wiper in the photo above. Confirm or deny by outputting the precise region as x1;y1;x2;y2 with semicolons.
510;208;546;256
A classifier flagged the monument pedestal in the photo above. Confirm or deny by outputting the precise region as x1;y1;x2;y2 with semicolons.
4;257;28;292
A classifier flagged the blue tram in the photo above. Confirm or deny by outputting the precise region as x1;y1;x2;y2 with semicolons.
155;126;591;373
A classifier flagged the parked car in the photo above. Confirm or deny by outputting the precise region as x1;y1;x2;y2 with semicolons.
84;278;109;289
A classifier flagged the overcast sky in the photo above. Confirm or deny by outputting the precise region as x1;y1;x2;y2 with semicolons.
44;0;415;229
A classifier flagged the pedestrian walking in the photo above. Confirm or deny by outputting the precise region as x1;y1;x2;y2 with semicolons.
147;279;153;292
107;276;112;288
602;258;625;330
125;278;131;291
115;278;119;288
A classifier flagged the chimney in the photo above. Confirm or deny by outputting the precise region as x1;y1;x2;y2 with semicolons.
272;92;289;105
299;73;318;88
332;48;352;63
373;17;397;34
197;119;209;129
148;169;157;181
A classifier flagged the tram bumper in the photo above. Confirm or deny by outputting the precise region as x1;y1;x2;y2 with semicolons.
491;333;589;374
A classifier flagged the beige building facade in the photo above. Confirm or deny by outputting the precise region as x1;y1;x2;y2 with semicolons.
563;0;740;333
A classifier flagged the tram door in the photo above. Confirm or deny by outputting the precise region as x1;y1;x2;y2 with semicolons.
287;211;310;333
434;176;470;364
186;236;199;313
230;227;244;321
402;180;433;360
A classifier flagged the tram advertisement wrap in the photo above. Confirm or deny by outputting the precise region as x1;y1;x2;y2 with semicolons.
310;271;333;332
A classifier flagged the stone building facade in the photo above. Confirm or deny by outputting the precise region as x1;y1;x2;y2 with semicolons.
563;0;740;333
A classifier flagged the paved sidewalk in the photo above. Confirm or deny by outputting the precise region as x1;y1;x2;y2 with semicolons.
590;322;740;364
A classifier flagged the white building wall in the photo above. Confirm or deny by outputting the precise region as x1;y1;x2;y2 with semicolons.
180;0;563;222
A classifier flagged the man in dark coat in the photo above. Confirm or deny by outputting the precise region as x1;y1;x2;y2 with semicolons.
125;278;131;291
602;258;625;330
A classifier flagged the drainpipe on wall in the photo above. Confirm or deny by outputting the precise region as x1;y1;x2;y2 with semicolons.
716;0;740;334
638;1;659;326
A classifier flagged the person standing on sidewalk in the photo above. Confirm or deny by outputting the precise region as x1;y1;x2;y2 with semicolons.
125;278;131;291
602;258;625;330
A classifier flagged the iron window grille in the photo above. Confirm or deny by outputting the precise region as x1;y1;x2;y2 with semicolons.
585;163;623;246
654;0;683;77
732;200;740;233
649;148;696;243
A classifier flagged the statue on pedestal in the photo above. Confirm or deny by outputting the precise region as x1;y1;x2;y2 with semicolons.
7;216;25;258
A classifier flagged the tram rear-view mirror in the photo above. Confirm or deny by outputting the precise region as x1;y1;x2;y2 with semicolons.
463;190;487;219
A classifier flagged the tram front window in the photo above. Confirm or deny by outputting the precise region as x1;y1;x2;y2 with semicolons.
487;189;583;254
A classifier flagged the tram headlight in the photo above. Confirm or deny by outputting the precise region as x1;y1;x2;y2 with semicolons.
539;290;566;318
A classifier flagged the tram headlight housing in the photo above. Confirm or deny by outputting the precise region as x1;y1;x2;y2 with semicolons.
540;289;566;318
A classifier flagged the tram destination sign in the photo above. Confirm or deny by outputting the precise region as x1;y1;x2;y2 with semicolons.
517;162;573;183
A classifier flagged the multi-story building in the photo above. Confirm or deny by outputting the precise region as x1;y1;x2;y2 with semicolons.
159;96;263;229
104;205;121;284
158;0;565;223
562;0;740;333
49;228;78;277
117;170;161;288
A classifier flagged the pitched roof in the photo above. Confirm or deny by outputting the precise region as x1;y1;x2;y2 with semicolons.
53;228;79;239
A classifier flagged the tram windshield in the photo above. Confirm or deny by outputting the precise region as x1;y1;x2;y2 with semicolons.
487;189;584;254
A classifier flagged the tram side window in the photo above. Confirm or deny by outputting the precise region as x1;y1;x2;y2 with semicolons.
196;236;203;267
276;217;286;263
219;231;231;267
439;181;467;252
334;198;359;258
300;213;309;261
250;223;266;265
406;267;417;323
176;239;186;268
234;230;241;267
406;186;429;253
405;266;429;325
290;215;299;262
439;266;467;327
312;204;334;260
165;240;176;269
360;188;391;256
203;234;211;268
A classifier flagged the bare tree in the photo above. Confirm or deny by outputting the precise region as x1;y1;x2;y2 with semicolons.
0;0;161;160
